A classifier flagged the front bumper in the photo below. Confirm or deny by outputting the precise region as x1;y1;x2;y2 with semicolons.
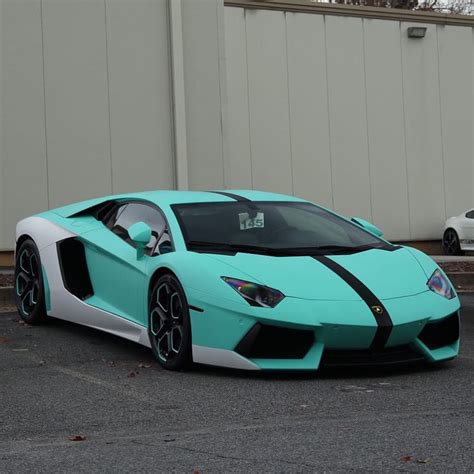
187;288;460;370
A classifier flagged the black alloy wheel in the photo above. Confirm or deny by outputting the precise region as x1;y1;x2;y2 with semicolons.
15;239;47;324
148;274;192;370
443;229;463;256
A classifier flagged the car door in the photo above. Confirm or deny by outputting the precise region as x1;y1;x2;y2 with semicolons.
80;201;168;326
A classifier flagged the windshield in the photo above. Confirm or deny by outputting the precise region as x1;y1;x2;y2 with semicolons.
172;201;393;256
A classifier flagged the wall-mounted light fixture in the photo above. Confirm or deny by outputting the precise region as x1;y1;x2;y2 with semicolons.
407;26;427;38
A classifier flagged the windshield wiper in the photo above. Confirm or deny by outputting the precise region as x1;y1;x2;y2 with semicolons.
186;240;280;255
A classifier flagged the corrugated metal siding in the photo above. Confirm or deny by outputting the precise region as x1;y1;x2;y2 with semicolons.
224;7;474;240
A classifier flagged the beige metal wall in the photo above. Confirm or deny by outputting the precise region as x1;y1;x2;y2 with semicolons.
224;6;474;241
0;0;176;249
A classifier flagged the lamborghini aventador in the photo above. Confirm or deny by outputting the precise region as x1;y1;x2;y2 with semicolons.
15;190;460;371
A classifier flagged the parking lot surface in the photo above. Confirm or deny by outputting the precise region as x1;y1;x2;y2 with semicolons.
0;296;473;473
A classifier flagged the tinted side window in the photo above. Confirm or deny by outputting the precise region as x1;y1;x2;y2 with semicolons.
466;210;474;219
109;203;166;255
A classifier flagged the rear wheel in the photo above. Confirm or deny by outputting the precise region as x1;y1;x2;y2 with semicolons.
443;229;464;256
148;274;192;371
15;239;47;324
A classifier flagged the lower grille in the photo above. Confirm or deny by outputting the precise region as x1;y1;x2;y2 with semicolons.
235;323;314;359
320;344;424;367
418;312;459;350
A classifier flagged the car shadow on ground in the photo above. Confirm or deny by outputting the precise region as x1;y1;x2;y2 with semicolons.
16;313;453;382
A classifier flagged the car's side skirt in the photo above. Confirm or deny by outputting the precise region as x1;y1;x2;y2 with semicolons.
192;345;259;370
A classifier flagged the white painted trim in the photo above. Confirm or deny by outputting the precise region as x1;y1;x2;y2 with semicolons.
168;0;189;190
192;344;259;370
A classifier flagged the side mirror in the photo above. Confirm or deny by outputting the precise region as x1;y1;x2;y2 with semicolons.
128;221;152;259
351;217;384;238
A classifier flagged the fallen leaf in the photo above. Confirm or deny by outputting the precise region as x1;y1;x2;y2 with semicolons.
417;459;431;464
164;438;176;443
127;371;138;378
0;337;11;344
401;455;414;463
68;435;86;442
138;363;151;369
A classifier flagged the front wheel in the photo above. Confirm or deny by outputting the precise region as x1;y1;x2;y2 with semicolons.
443;229;464;256
148;274;192;371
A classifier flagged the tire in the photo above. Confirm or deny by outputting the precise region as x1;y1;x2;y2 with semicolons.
148;274;192;371
443;229;464;256
15;239;47;324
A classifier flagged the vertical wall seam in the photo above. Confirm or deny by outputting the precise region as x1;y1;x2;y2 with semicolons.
284;12;294;195
436;25;448;221
323;15;334;209
165;0;178;190
40;0;50;208
103;0;114;194
243;9;254;188
361;18;374;222
399;21;412;239
215;0;227;188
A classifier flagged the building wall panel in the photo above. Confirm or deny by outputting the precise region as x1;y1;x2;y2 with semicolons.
105;0;174;194
0;0;48;249
437;25;472;220
245;9;293;194
325;15;372;220
42;0;112;208
286;12;332;208
401;23;446;239
224;7;252;188
363;19;410;240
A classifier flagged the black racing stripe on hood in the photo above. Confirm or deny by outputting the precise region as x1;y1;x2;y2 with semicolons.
312;255;393;350
208;191;251;202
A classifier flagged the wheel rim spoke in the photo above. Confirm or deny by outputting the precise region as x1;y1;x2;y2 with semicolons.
151;281;185;363
16;248;40;316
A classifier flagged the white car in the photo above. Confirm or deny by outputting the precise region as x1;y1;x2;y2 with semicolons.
443;209;474;255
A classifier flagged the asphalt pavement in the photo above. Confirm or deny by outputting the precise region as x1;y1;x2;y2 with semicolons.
0;296;473;473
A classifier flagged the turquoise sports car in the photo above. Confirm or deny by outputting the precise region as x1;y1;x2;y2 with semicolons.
15;190;460;371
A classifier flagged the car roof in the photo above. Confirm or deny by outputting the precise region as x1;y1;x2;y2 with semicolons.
137;190;306;206
49;190;307;218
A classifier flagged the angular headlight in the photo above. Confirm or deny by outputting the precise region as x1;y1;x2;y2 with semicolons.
221;277;285;308
427;269;455;299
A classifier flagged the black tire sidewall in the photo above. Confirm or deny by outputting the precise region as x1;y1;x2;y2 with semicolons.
443;230;463;256
15;239;47;324
148;274;192;371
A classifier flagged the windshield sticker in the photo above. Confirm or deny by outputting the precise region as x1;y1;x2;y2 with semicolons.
239;212;264;230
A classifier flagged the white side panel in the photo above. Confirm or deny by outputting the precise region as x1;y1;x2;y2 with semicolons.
286;13;332;208
437;25;472;219
0;0;48;249
401;23;445;240
363;19;410;241
105;0;174;194
192;345;259;370
42;0;112;207
325;16;371;220
246;9;293;194
16;217;76;250
16;217;151;347
224;7;252;188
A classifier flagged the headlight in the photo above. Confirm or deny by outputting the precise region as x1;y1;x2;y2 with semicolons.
221;277;285;308
427;269;455;299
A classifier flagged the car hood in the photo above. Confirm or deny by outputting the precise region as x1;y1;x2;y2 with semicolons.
209;247;430;301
